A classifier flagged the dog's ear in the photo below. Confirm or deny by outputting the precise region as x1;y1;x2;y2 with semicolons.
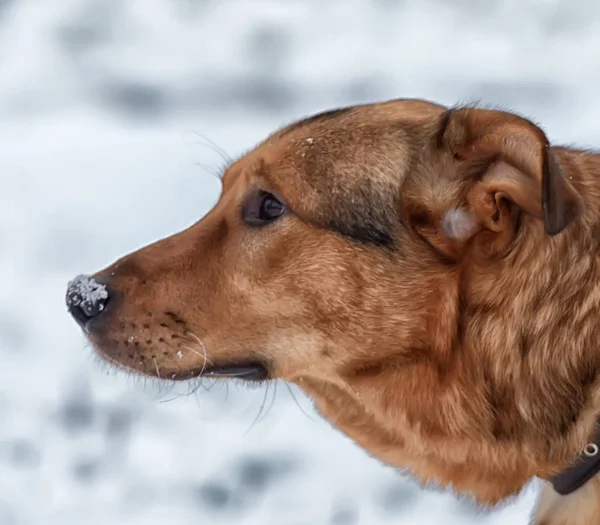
438;107;583;239
407;107;584;260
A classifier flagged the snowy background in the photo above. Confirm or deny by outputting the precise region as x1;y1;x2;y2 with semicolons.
1;0;600;523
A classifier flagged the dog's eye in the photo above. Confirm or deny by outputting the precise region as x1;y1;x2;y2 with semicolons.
242;191;286;226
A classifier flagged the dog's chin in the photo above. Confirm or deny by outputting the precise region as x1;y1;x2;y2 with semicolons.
90;340;270;382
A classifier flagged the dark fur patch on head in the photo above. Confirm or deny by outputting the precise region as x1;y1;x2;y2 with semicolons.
280;107;353;136
273;108;402;248
324;178;398;247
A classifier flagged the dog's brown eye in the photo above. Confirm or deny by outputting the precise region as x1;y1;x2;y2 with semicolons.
242;191;286;226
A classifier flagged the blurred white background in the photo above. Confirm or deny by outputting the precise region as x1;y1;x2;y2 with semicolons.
1;0;599;523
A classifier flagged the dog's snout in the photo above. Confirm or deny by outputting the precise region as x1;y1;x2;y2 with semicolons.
66;274;110;329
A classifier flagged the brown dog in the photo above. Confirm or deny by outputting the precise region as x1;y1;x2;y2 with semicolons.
66;98;600;524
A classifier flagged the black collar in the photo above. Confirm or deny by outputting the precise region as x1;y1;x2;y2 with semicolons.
551;426;600;495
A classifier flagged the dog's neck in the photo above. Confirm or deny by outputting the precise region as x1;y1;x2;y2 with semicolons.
431;146;600;521
523;147;600;524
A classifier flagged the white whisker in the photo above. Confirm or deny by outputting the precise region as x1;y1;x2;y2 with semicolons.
183;331;213;376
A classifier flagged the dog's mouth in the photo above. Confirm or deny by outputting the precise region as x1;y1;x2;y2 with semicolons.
185;362;270;381
89;331;271;382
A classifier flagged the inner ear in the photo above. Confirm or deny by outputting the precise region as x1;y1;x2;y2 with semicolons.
468;161;541;233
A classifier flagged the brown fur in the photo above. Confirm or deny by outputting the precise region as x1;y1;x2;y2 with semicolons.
80;98;600;524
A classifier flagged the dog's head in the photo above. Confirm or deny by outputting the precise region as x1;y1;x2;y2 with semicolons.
67;99;589;504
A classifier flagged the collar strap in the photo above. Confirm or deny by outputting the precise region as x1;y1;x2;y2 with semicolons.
551;428;600;496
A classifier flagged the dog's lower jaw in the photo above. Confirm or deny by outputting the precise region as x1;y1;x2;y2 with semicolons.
534;477;600;525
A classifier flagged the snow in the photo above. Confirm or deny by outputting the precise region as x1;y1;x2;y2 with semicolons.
66;275;108;315
442;209;479;241
2;0;599;524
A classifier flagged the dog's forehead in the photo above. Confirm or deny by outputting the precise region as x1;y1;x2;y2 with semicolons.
277;98;446;137
264;99;445;193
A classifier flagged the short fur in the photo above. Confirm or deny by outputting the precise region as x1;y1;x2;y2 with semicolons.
79;98;600;524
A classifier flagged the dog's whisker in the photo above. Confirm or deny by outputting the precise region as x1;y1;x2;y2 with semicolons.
181;345;205;359
159;378;201;404
285;382;317;423
192;161;221;178
185;331;209;354
205;378;219;392
255;380;278;425
263;380;278;422
154;380;177;401
181;331;212;377
159;393;181;404
186;131;233;164
243;382;270;436
182;344;213;377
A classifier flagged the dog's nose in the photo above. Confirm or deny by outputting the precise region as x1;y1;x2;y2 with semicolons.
66;275;110;329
